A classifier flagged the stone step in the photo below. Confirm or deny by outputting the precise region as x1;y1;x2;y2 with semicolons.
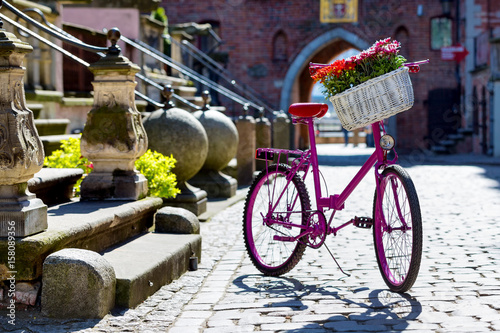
40;134;81;156
439;139;456;147
457;128;474;136
176;85;197;98
447;133;465;141
101;232;202;308
27;103;44;119
0;197;163;281
431;145;451;154
34;119;70;136
146;71;189;87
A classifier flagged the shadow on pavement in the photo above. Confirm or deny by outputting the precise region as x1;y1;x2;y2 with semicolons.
233;274;422;331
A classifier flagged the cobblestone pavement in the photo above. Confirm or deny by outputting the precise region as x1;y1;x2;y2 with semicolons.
2;148;500;332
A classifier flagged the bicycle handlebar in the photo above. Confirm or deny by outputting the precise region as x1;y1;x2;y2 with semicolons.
309;59;429;74
404;59;429;73
403;59;430;66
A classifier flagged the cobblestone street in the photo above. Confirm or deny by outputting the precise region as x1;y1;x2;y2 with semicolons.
3;146;500;332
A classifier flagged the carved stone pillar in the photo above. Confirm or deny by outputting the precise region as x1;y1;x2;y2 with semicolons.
0;23;47;237
80;29;148;200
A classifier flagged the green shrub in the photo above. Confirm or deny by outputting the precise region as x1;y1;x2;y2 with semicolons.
44;137;180;198
135;149;180;198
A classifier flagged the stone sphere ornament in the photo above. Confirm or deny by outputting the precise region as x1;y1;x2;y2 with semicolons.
142;86;208;185
189;91;238;198
192;91;238;171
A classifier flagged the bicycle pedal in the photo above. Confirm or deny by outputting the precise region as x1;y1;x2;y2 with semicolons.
353;217;373;229
274;235;295;242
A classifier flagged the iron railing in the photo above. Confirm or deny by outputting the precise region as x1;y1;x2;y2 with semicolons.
171;37;275;115
0;2;199;110
1;0;268;116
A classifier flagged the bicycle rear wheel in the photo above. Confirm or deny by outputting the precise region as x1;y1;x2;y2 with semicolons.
373;165;422;292
243;164;310;276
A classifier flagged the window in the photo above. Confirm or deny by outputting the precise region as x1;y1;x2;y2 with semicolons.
430;16;452;50
272;31;288;62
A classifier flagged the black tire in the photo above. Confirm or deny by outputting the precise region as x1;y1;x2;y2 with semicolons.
373;165;422;292
243;164;311;276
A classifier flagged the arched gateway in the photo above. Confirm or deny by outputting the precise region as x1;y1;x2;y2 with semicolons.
279;28;370;112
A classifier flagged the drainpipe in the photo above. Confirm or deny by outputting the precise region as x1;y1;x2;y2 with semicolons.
491;38;500;157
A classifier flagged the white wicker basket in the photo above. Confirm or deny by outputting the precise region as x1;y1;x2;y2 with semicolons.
329;67;414;131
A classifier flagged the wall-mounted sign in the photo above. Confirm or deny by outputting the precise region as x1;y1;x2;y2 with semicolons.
441;45;469;62
320;0;358;23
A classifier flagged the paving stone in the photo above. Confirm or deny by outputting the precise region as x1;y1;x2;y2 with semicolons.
206;319;236;327
6;162;500;332
238;314;286;325
203;325;255;333
261;322;323;331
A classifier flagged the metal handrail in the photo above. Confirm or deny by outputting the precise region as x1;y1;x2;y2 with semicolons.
3;0;256;113
0;8;199;111
122;36;263;112
135;72;200;110
2;1;108;54
0;12;91;66
174;38;275;114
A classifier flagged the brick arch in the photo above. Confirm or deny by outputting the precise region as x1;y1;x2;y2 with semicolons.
279;28;370;111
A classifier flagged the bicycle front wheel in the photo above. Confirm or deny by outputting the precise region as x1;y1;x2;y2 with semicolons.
373;165;422;292
243;164;311;276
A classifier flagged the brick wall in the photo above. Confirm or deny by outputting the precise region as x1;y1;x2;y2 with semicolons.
163;0;459;151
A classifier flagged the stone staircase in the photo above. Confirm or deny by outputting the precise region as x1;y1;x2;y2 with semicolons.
29;103;79;157
2;192;202;310
143;69;227;112
430;128;474;154
101;232;201;308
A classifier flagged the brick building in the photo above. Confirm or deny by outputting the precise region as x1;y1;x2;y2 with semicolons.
460;0;500;156
163;0;463;153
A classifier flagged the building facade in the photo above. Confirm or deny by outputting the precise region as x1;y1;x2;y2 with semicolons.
163;0;500;155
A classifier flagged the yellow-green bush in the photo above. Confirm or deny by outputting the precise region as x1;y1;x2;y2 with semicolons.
44;137;180;198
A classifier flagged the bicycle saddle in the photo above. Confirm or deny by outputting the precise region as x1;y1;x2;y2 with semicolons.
288;103;328;118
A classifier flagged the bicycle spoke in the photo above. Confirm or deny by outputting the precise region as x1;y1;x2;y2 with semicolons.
244;164;311;275
373;165;422;292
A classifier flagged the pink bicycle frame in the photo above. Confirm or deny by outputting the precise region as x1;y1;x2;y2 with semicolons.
256;115;395;233
301;117;392;213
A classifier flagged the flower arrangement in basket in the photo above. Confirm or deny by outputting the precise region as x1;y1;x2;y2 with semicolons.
310;38;414;131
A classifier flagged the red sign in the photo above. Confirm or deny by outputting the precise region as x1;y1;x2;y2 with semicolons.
441;45;469;62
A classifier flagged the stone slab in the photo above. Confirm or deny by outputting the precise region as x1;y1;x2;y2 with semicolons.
28;168;83;206
0;197;163;281
101;232;202;308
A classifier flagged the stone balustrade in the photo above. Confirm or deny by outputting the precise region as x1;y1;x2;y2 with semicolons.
0;18;47;237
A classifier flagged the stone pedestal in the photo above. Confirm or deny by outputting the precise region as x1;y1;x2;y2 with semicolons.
0;185;47;237
235;113;256;186
0;26;47;237
189;169;237;198
273;111;291;149
163;183;207;216
255;112;271;171
273;111;291;163
80;29;148;200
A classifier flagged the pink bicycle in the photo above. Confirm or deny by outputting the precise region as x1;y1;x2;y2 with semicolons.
243;62;427;293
